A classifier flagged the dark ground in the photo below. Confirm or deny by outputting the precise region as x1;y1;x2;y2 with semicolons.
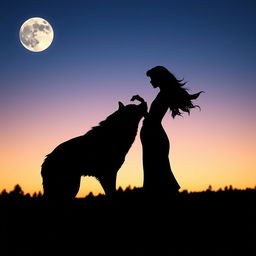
1;188;255;256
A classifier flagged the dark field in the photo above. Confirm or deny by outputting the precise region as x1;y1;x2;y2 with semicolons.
1;188;255;256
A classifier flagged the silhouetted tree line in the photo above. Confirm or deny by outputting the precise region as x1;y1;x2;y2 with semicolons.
2;184;255;256
1;184;255;200
0;184;42;199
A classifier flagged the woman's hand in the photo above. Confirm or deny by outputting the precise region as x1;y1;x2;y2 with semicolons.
130;95;145;103
131;95;148;117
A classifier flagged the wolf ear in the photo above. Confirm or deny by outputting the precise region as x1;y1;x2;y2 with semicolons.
118;101;125;110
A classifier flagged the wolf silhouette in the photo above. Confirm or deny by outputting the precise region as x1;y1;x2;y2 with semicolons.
41;98;147;199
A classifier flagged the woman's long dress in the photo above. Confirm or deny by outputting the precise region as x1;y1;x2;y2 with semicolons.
140;91;180;194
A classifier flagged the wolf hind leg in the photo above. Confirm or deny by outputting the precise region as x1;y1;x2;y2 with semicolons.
43;173;81;199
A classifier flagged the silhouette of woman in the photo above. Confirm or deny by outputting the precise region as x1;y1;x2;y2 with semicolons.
132;66;203;195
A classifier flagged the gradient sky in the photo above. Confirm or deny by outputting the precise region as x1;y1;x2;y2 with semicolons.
1;0;255;197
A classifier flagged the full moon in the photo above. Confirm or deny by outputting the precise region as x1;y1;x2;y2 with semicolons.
19;17;54;52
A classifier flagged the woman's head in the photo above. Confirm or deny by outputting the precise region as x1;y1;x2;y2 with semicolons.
146;66;203;118
146;66;184;89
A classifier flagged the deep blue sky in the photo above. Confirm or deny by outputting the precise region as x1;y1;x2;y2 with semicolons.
1;0;256;193
1;0;255;96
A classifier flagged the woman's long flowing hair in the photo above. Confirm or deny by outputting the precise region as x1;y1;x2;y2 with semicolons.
146;66;204;118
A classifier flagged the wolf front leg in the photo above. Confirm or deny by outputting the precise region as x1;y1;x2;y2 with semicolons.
99;171;117;196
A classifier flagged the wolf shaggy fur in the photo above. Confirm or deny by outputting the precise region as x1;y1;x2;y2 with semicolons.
41;101;147;199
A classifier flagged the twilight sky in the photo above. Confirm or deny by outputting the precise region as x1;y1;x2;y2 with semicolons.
1;0;255;196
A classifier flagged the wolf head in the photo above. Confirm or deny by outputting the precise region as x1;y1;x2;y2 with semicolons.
116;100;147;125
94;98;147;135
